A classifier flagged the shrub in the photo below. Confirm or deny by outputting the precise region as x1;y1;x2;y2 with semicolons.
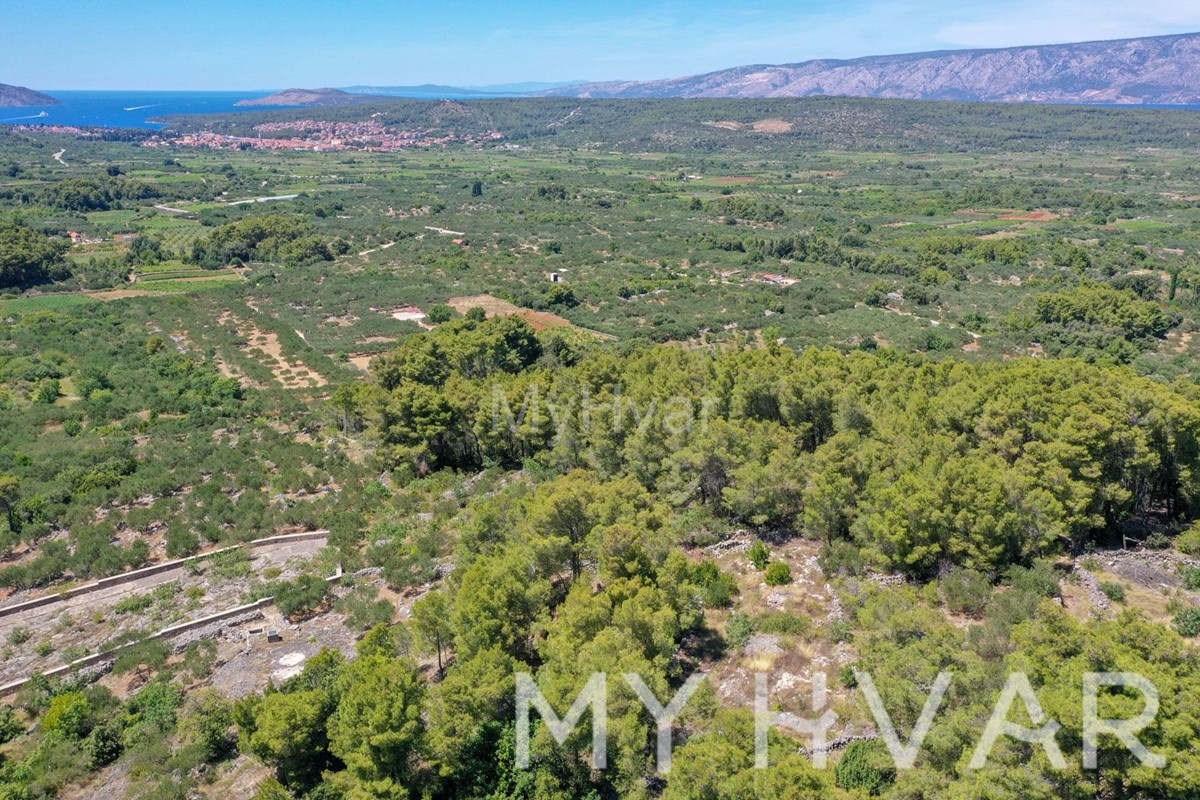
1177;525;1200;557
764;562;792;586
6;627;30;646
1180;567;1200;591
273;574;331;619
1167;593;1188;616
941;567;992;616
692;560;738;608
726;611;756;648
85;720;124;769
836;739;895;794
756;611;810;637
206;547;252;580
335;585;396;631
34;379;61;404
427;304;454;324
1144;532;1172;550
114;593;154;615
252;777;294;800
43;691;92;738
747;540;770;571
165;526;200;559
0;705;22;744
1006;562;1060;599
1100;581;1126;603
112;639;170;674
819;540;865;577
178;689;233;762
826;620;854;644
1173;608;1200;637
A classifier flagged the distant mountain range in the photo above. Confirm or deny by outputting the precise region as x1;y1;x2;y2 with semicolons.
0;84;60;107
540;32;1200;104
342;81;586;98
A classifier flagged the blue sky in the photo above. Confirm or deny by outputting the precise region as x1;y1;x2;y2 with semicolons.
4;0;1200;90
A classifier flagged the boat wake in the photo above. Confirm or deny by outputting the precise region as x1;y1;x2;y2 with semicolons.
1;111;49;122
124;104;161;111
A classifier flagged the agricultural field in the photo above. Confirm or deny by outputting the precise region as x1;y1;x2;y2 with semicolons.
6;100;1200;376
2;98;1200;799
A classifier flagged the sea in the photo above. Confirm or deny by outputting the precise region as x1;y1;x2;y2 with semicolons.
3;91;1199;130
0;91;292;129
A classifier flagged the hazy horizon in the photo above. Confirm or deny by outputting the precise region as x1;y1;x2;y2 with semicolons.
5;0;1200;91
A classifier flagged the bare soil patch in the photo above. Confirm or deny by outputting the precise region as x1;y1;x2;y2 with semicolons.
219;312;326;389
449;294;613;338
348;354;374;373
517;310;572;331
447;294;523;317
391;306;427;323
751;118;793;133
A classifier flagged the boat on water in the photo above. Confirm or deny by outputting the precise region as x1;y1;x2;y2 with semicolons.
0;111;48;122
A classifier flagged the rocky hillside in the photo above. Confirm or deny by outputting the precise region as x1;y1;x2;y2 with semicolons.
0;84;59;107
544;32;1200;104
235;88;371;107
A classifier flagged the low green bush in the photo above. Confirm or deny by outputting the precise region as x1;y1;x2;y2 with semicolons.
1173;608;1200;637
748;540;770;571
273;574;332;619
755;611;810;637
941;567;991;616
692;560;738;608
1100;581;1126;603
764;562;792;586
836;739;895;794
114;593;154;615
1177;526;1200;557
1180;567;1200;591
726;611;756;648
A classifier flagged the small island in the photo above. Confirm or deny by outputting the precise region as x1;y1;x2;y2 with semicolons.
234;87;370;107
0;83;60;107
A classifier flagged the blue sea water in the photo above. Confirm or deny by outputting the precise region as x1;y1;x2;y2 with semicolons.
0;90;292;129
3;92;1199;130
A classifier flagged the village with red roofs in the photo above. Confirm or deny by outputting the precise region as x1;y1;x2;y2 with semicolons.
140;120;504;152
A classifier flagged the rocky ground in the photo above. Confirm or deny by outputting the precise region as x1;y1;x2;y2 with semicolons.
0;536;326;686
